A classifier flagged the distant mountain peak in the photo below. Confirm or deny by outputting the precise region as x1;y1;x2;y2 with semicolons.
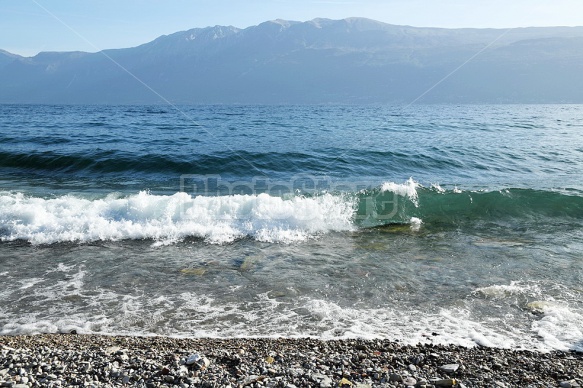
302;17;397;33
343;17;394;29
266;19;300;28
180;25;240;42
1;18;583;104
307;18;334;29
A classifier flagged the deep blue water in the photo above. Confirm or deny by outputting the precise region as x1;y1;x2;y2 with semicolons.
0;104;582;351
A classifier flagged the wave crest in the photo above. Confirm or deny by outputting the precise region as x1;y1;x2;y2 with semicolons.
0;191;356;245
2;181;582;245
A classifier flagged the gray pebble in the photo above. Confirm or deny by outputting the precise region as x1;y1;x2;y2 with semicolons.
438;363;459;373
164;374;175;383
389;373;402;382
560;381;582;388
312;373;333;387
186;353;201;365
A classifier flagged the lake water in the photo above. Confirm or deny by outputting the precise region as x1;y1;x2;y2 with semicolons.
1;104;582;352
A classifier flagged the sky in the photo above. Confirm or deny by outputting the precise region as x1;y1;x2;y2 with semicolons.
1;0;582;57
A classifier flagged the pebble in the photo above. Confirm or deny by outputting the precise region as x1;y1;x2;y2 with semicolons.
0;335;581;387
438;363;460;373
186;353;201;365
389;373;402;382
312;372;333;387
164;374;175;383
432;378;457;387
561;380;582;388
199;357;211;369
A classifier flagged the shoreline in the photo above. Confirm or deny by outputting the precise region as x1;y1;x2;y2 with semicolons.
1;334;582;387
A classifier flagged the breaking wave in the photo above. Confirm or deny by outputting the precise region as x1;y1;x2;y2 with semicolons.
1;179;582;245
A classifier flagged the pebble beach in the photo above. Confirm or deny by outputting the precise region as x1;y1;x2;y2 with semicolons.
1;335;582;388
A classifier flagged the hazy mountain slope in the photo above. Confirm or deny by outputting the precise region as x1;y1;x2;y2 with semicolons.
1;18;582;104
0;49;21;68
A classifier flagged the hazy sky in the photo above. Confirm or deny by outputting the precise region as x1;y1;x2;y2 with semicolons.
2;0;582;56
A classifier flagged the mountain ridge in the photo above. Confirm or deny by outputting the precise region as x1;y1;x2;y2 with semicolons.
1;17;583;104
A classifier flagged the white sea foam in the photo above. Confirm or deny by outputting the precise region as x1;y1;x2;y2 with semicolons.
0;265;107;336
430;183;446;193
471;282;583;352
300;299;509;347
18;278;44;290
2;284;581;352
0;191;356;244
531;302;583;352
410;217;423;231
473;281;541;299
381;178;419;206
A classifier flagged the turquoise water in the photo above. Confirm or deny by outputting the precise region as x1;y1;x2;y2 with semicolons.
0;104;582;351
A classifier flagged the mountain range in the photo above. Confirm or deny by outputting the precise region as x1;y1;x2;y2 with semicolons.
1;18;583;104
